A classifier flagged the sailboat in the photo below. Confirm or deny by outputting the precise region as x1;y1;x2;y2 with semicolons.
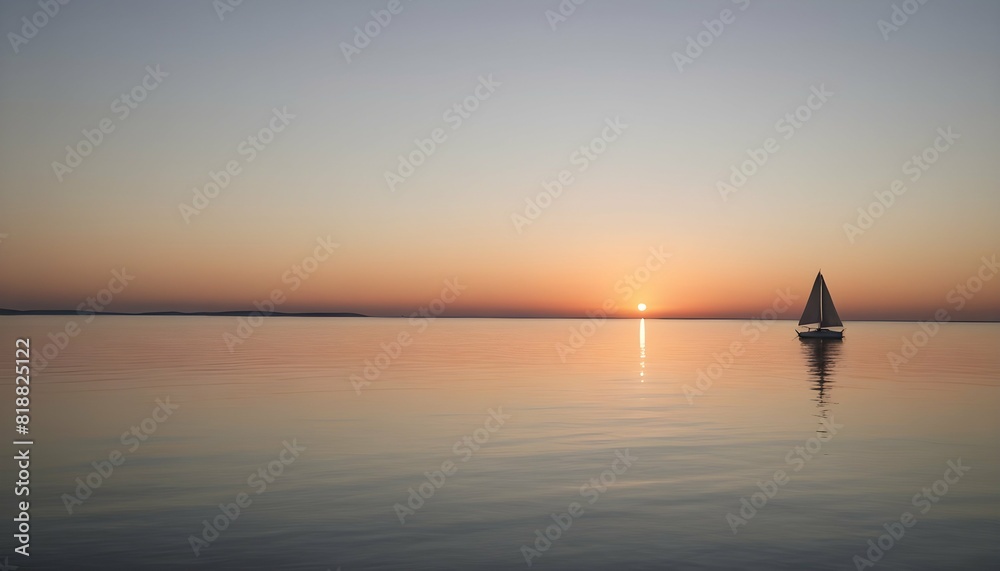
796;272;844;339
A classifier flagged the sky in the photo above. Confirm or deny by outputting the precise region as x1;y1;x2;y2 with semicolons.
0;0;998;320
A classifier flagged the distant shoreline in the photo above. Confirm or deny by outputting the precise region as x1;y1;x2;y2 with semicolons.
0;309;996;322
0;309;366;318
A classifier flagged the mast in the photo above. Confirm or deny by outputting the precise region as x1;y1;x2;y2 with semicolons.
818;273;823;328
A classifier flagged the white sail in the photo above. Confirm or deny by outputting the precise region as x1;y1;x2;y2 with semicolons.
820;276;843;327
798;273;823;326
799;272;843;328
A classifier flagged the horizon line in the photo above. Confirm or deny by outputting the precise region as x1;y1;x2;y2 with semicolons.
1;308;997;323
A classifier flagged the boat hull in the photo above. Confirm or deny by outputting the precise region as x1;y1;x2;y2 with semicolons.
797;329;844;340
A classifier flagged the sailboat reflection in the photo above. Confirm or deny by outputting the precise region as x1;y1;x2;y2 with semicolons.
639;318;645;382
800;338;842;422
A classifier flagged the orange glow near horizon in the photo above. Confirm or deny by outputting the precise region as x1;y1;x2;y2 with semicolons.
3;235;998;320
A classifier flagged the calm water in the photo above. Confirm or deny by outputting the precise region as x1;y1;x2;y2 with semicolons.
1;317;998;570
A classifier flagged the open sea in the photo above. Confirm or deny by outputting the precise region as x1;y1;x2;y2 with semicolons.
1;316;997;570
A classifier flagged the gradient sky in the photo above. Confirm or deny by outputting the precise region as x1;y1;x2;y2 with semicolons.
1;0;998;319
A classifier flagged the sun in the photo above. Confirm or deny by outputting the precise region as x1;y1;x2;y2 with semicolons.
637;303;647;312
